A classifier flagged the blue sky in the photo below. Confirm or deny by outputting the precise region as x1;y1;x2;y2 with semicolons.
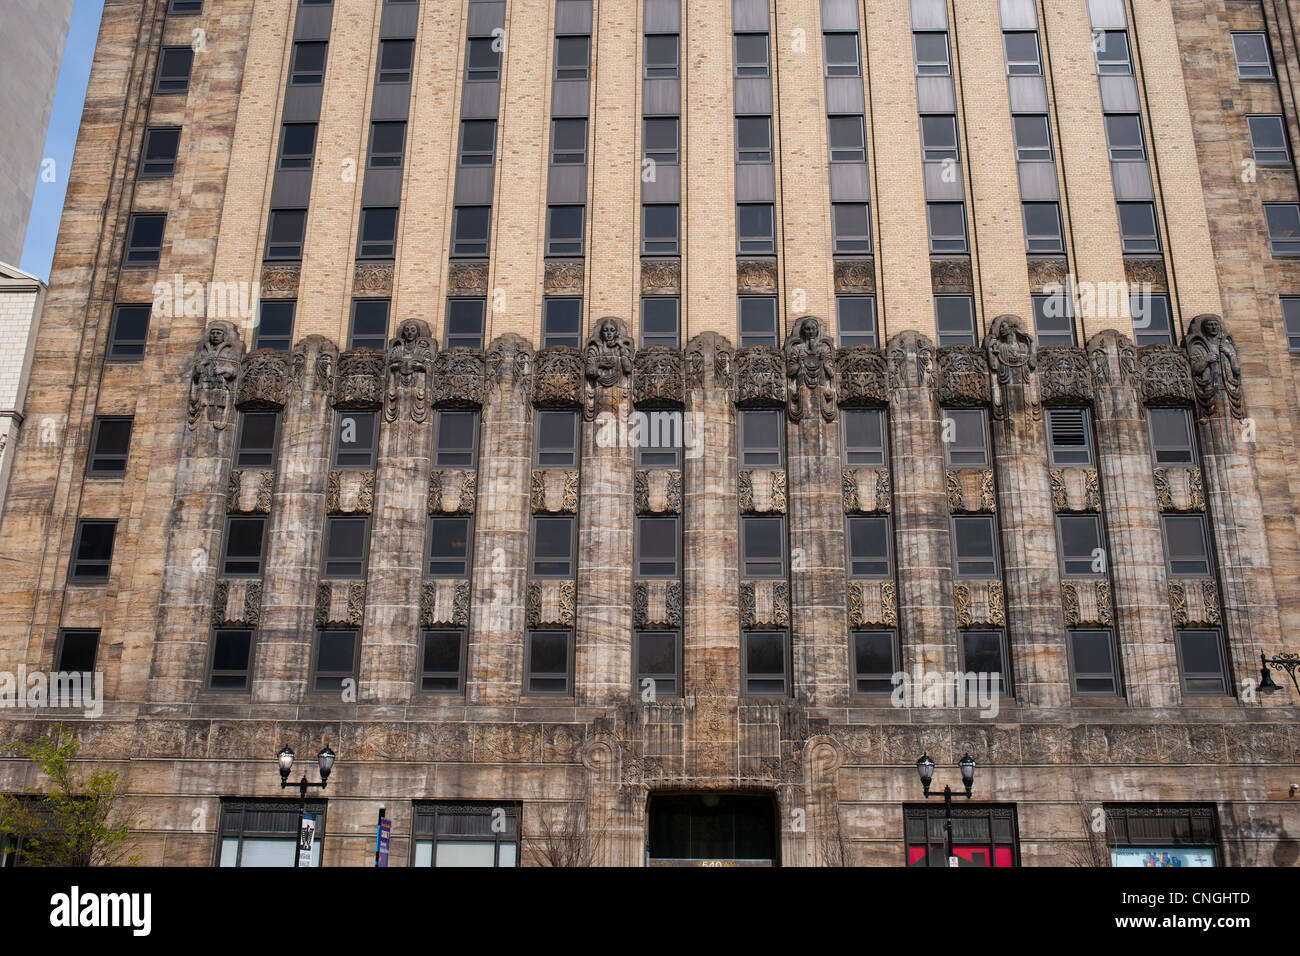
19;0;105;282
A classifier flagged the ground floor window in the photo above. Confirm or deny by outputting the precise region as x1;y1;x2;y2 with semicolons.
411;802;520;867
216;798;325;867
647;793;779;865
904;804;1019;867
1104;803;1219;867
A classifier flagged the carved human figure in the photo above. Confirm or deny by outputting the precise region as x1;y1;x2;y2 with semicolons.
984;314;1035;414
583;316;633;417
1185;313;1244;419
385;319;434;422
188;320;244;430
783;315;837;422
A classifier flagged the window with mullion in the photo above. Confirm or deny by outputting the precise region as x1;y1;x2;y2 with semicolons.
208;628;255;691
419;630;465;693
235;411;280;469
526;630;573;695
842;408;887;466
741;515;785;578
847;516;892;578
635;631;681;699
69;520;117;583
743;630;789;696
312;629;359;693
434;410;479;468
1056;514;1106;578
951;515;999;578
636;516;680;578
1146;407;1197;466
222;516;267;577
279;123;318;170
88;417;133;476
426;516;472;577
1161;514;1213;577
1045;407;1092;466
853;630;898;695
1067;628;1121;696
321;516;370;578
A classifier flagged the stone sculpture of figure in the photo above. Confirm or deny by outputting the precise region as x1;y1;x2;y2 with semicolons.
187;320;245;431
783;315;837;422
1184;313;1244;419
385;318;435;423
583;316;633;418
984;313;1035;413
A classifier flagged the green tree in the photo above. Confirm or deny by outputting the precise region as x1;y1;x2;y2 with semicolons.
0;723;141;866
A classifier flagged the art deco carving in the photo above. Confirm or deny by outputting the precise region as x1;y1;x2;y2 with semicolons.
983;315;1034;416
291;335;337;392
634;469;682;514
739;470;787;514
431;346;487;408
583;317;634;419
428;470;477;515
486;333;533;393
259;263;300;296
1036;345;1093;406
326;469;375;514
640;258;680;295
736;258;778;293
835;346;888;407
937;345;991;407
236;349;291;409
1087;330;1138;390
685;332;734;391
833;258;875;293
1026;256;1067;291
887;330;936;389
1153;467;1205;512
212;580;262;627
954;580;1005;627
1185;314;1245;419
315;581;365;627
848;581;898;628
842;469;892;514
740;581;790;629
1135;343;1195;407
931;257;973;293
544;259;584;295
531;469;580;514
384;318;435;423
421;580;470;627
1050;468;1102;512
1124;256;1167;292
632;346;685;408
1062;580;1113;627
531;346;584;407
526;581;576;627
946;468;997;513
332;348;386;408
353;261;393;295
187;321;245;431
633;580;683;629
446;260;489;296
784;315;838;422
734;345;787;406
226;470;274;514
226;470;240;513
1168;580;1221;627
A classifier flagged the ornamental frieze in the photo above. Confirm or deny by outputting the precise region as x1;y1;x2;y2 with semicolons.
835;345;888;407
384;318;434;423
833;258;875;294
1062;580;1113;627
353;261;394;296
886;330;936;390
640;257;681;295
431;346;487;408
736;258;778;293
187;321;245;431
1036;345;1093;406
633;580;683;629
446;260;489;296
685;331;734;392
543;259;584;295
259;262;300;297
584;316;634;420
531;345;584;407
734;345;786;406
531;469;580;514
632;346;685;408
784;315;837;422
1049;468;1102;513
326;469;375;515
1185;313;1245;419
1134;343;1194;407
236;349;292;409
226;469;274;514
937;345;991;407
954;580;1005;627
739;469;787;514
740;580;790;629
421;580;470;628
332;347;386;408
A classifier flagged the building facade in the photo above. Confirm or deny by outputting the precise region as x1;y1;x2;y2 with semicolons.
0;0;1298;867
0;263;47;524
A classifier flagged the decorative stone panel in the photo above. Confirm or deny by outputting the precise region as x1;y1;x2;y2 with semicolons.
633;580;683;629
428;470;477;515
641;258;680;295
739;469;787;514
1062;580;1113;627
187;321;245;432
1185;314;1246;420
1027;256;1067;292
945;468;996;513
887;330;936;389
447;260;489;296
531;469;580;514
1168;579;1221;627
1153;467;1205;512
954;580;1006;627
1037;346;1093;406
431;347;487;408
526;581;576;627
354;261;393;296
632;347;685;408
685;332;734;392
1136;344;1194;407
332;348;385;408
931;257;973;293
1049;468;1102;512
842;469;891;514
734;346;786;406
260;263;300;297
833;258;875;293
326;470;375;515
736;258;778;293
420;579;470;627
544;259;584;295
314;581;365;627
237;349;292;409
937;345;991;406
212;579;262;627
835;346;888;406
634;469;682;515
226;470;274;514
740;580;790;629
1125;257;1167;292
847;580;898;628
531;346;584;406
784;316;838;422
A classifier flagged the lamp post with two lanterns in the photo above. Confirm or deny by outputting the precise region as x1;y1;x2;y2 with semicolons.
277;745;336;868
916;753;975;867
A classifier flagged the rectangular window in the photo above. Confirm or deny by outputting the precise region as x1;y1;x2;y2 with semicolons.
350;299;390;350
156;46;194;93
526;630;573;695
222;516;267;576
208;628;254;691
905;804;1018;867
427;516;472;577
1264;203;1300;256
920;115;959;162
1032;292;1073;347
958;630;1008;696
913;31;950;76
411;803;520;867
646;34;680;78
542;297;583;348
927;202;968;254
445;297;486;349
737;204;776;255
55;629;99;673
837;295;877;347
951;515;999;577
235;411;280;469
636;516;680;577
419;630;465;693
1117;202;1160;254
643;117;679;165
69;520;116;583
1147;407;1197;466
217;799;324;867
741;515;785;578
358;207;398;258
935;295;976;347
1045;407;1092;466
265;209;306;260
466;36;502;81
641;297;680;349
1131;291;1173;346
535;410;578;466
290;41;328;85
828;115;866;162
1012;115;1052;162
833;203;871;254
736;116;773;164
735;33;770;77
531;516;575;577
126;213;166;265
743;631;789;695
642;203;680;255
546;205;585;256
843;408;887;467
823;32;861;76
551;118;587;165
1057;514;1105;577
170;0;203;12
1176;628;1229;696
451;206;491;257
434;410;479;468
1232;32;1273;79
1104;114;1146;161
322;517;369;578
1068;629;1120;695
1105;803;1220;866
141;127;181;177
458;120;496;166
555;35;590;80
635;631;681;698
334;410;378;468
847;516;892;577
313;629;358;692
1282;297;1300;352
88;417;133;476
368;121;406;167
254;300;295;350
944;407;989;466
739;408;783;466
279;123;318;170
636;412;683;468
1023;202;1064;254
1094;30;1131;75
1247;115;1290;166
853;630;898;695
1002;31;1041;76
109;304;151;361
738;296;779;347
1162;514;1213;577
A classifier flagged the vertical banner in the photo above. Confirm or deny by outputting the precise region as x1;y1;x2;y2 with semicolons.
375;814;391;868
297;813;317;868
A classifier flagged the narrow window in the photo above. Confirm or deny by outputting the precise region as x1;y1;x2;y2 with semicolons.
554;35;590;80
1057;514;1106;577
1147;408;1197;466
943;408;989;465
542;297;583;348
445;297;486;349
56;630;100;673
739;409;783;466
1117;202;1160;254
369;121;406;168
832;203;871;254
141;127;181;177
458;120;496;166
743;631;789;695
934;296;976;347
69;520;116;583
1023;203;1064;254
546;205;585;256
108;304;151;361
913;31;950;75
1162;515;1213;577
735;33;770;77
636;516;680;577
642;204;680;255
738;297;779;347
334;410;378;468
635;631;681;698
434;410;479;468
853;631;898;695
1176;628;1229;695
313;629;359;692
1045;408;1092;466
1068;629;1120;695
847;516;892;577
531;516;575;577
551;118;588;165
156;46;194;93
526;630;573;695
645;34;680;78
1130;291;1173;346
126;213;167;264
640;297;680;349
427;516;472;577
741;515;785;577
358;207;398;258
451;206;491;257
254;300;295;350
842;409;887;467
279;123;318;170
290;41;328;85
209;629;253;690
222;516;267;577
322;517;370;578
265;209;306;260
88;417;133;476
951;515;999;577
420;630;465;693
1232;32;1273;79
1247;115;1290;166
836;295;877;347
535;410;578;467
349;299;390;350
235;411;280;469
737;204;776;254
927;203;968;254
1264;203;1300;256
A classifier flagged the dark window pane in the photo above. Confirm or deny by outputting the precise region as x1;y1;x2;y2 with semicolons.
742;516;784;577
843;409;886;466
944;408;988;465
266;209;306;260
126;214;166;264
71;521;116;581
452;206;491;256
532;517;574;577
1147;408;1196;466
466;37;502;81
291;41;328;84
236;412;279;469
223;517;266;576
952;516;998;576
350;299;390;350
314;631;356;690
961;631;1006;693
848;516;891;577
446;298;485;349
156;47;194;92
555;36;590;79
89;417;133;475
421;631;463;693
547;205;585;256
369;121;406;167
640;298;679;349
527;630;571;694
255;300;295;351
427;517;471;576
334;411;377;468
141;127;181;176
378;39;413;83
738;296;778;347
109;304;151;360
210;629;253;690
323;518;368;578
536;410;578;466
637;517;679;577
434;410;478;468
853;631;896;694
1058;515;1104;577
57;630;99;673
459;120;496;165
645;34;679;78
740;409;782;466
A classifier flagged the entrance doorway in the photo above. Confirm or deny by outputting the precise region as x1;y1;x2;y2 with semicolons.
646;793;779;866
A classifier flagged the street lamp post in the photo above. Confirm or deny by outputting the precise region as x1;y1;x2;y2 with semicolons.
277;745;336;867
916;753;975;867
1258;652;1300;695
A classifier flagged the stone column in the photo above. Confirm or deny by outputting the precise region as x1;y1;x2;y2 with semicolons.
252;335;337;703
886;331;957;676
467;334;534;705
147;321;245;705
784;316;849;707
360;319;437;703
985;316;1070;707
1088;330;1179;707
